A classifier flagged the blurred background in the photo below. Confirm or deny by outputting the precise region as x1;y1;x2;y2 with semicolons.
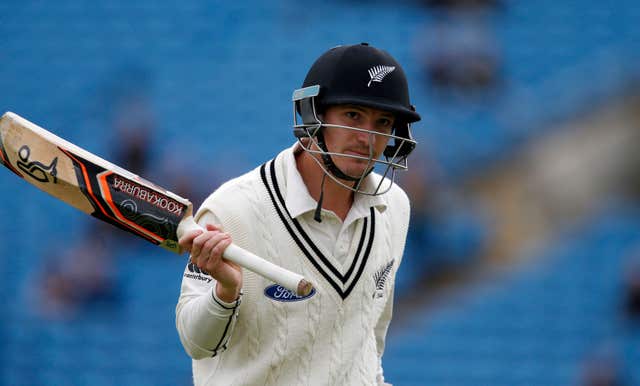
1;0;640;385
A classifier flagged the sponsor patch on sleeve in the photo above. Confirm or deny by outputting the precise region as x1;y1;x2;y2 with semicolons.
184;262;213;283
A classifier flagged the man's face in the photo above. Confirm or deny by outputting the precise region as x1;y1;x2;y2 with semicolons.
320;104;395;179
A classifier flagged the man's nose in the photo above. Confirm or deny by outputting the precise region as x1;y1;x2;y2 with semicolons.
355;120;375;142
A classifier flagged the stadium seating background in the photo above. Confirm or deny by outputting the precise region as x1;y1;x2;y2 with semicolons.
1;1;640;385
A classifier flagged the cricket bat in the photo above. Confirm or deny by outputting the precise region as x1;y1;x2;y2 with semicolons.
0;112;312;296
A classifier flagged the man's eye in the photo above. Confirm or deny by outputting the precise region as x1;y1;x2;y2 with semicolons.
378;119;393;130
345;111;359;120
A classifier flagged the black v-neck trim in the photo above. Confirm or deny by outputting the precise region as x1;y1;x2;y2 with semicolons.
259;159;375;300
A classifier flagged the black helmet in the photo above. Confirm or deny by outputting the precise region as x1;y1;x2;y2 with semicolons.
302;42;421;125
292;43;419;198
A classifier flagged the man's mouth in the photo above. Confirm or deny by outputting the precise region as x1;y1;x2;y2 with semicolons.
344;149;370;157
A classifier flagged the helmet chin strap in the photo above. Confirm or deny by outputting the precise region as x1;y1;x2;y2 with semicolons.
313;173;327;222
312;131;374;223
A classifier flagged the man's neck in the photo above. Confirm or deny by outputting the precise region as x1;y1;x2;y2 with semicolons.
295;150;354;221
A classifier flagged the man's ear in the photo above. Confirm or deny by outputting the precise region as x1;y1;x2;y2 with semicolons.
300;137;311;146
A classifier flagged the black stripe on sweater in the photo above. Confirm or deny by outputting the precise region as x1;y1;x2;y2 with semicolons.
260;159;375;299
260;162;344;297
210;291;241;357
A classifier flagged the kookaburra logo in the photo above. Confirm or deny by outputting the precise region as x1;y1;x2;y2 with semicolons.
367;65;396;87
16;145;58;183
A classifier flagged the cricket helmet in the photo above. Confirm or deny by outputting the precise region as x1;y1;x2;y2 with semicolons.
292;43;420;196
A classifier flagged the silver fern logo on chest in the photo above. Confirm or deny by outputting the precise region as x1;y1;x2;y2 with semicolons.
367;65;396;87
373;259;395;298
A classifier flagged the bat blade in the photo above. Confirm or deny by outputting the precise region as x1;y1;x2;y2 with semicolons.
0;111;313;296
0;111;190;253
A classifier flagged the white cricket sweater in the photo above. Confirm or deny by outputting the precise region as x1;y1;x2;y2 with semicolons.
176;146;411;386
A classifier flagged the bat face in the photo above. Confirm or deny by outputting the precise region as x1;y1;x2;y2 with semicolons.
0;112;191;253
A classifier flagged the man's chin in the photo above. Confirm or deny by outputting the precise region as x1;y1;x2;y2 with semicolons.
338;165;370;180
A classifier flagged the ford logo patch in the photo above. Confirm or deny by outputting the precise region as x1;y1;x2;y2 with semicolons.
264;284;316;302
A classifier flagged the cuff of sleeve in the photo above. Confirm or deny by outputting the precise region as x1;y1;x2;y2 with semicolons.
210;284;242;312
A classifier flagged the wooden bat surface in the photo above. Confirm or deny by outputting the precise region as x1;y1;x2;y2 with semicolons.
0;111;312;296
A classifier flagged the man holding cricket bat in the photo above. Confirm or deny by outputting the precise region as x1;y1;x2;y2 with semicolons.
176;43;421;386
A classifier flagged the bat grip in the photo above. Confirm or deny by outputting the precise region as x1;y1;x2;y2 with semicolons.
177;216;313;297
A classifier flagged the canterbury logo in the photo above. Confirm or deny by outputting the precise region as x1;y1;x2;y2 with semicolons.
367;65;395;87
184;262;213;283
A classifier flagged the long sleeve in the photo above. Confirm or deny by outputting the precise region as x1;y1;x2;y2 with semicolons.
375;186;409;385
175;210;242;360
374;286;394;385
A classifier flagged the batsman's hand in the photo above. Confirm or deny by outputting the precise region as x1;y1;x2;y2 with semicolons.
179;224;243;302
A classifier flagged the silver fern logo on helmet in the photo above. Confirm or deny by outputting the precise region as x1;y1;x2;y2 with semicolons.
367;65;396;87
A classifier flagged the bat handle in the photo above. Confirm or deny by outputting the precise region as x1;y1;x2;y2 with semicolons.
177;216;313;297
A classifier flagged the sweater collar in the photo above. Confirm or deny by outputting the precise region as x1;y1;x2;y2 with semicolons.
280;143;387;220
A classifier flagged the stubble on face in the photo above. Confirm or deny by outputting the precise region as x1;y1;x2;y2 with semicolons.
319;105;394;179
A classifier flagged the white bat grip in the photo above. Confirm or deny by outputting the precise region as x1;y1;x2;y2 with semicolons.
177;216;313;296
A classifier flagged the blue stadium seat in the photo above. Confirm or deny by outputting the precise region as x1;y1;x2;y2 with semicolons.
2;1;640;385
